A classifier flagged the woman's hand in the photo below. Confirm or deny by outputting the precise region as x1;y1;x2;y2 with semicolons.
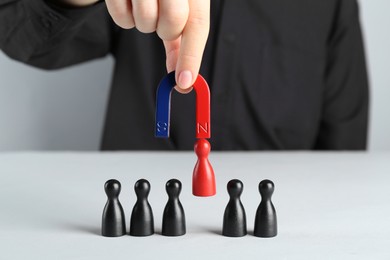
105;0;210;93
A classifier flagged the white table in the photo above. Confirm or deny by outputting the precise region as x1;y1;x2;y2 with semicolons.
1;152;389;259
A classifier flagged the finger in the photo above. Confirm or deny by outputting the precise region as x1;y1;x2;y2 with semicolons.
157;0;189;41
176;0;210;90
175;86;193;94
131;0;158;33
164;39;193;94
105;0;135;29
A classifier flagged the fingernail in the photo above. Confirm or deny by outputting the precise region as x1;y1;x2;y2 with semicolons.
178;70;192;89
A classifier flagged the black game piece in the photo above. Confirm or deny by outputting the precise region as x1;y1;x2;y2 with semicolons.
130;179;154;236
162;179;186;236
254;179;277;237
102;179;126;237
222;179;247;237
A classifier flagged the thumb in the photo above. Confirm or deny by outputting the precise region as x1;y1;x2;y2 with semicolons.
163;38;180;74
163;38;192;94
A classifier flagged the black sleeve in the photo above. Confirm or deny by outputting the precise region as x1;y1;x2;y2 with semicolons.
0;0;113;70
314;0;369;150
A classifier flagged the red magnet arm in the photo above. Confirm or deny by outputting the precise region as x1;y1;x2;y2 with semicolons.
192;75;211;139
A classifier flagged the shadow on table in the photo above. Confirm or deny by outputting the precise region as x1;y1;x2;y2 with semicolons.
207;229;222;236
207;228;254;236
60;223;101;236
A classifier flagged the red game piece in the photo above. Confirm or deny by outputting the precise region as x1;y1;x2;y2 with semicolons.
192;139;216;197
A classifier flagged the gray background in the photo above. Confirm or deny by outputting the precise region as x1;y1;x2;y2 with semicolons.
0;0;388;151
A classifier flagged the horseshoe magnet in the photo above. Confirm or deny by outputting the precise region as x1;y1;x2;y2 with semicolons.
155;71;211;139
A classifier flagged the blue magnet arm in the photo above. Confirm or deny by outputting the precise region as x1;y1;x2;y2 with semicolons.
155;72;176;138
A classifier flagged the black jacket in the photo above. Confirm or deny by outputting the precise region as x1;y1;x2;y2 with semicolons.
0;0;369;150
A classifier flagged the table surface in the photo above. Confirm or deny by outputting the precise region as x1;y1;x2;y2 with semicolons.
1;152;389;259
